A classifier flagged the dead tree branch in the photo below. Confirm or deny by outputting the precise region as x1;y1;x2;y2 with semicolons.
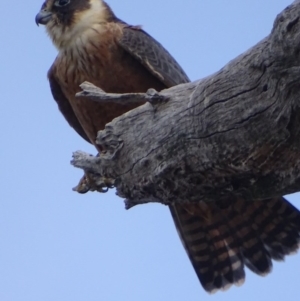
72;1;300;207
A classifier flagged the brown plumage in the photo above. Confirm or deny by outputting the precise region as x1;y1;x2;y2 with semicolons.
170;197;300;292
36;0;300;293
36;0;187;144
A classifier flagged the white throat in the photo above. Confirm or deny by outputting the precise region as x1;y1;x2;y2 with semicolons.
46;0;107;50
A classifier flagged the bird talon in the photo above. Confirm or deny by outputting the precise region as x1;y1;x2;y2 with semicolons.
72;174;91;193
73;172;115;194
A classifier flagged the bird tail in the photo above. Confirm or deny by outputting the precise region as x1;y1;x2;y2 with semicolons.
169;197;300;293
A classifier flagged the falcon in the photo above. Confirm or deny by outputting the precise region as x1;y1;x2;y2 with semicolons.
36;0;300;293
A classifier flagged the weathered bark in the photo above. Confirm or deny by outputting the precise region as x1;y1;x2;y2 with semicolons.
72;1;300;208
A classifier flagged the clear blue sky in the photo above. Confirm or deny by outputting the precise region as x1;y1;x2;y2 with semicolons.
0;1;299;300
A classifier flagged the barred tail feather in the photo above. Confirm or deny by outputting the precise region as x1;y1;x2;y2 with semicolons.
169;197;300;293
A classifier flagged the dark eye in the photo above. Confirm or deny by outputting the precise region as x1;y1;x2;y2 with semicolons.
54;0;71;7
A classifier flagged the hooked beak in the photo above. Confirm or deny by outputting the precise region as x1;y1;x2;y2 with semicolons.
35;10;52;26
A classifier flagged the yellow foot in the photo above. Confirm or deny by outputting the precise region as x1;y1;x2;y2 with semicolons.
73;171;115;193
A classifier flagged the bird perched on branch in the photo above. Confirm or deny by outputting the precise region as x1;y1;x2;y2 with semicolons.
36;0;300;293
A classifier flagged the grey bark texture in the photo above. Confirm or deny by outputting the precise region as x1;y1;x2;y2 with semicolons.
72;1;300;208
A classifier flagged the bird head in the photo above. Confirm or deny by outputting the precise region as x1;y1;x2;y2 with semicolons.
35;0;116;49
